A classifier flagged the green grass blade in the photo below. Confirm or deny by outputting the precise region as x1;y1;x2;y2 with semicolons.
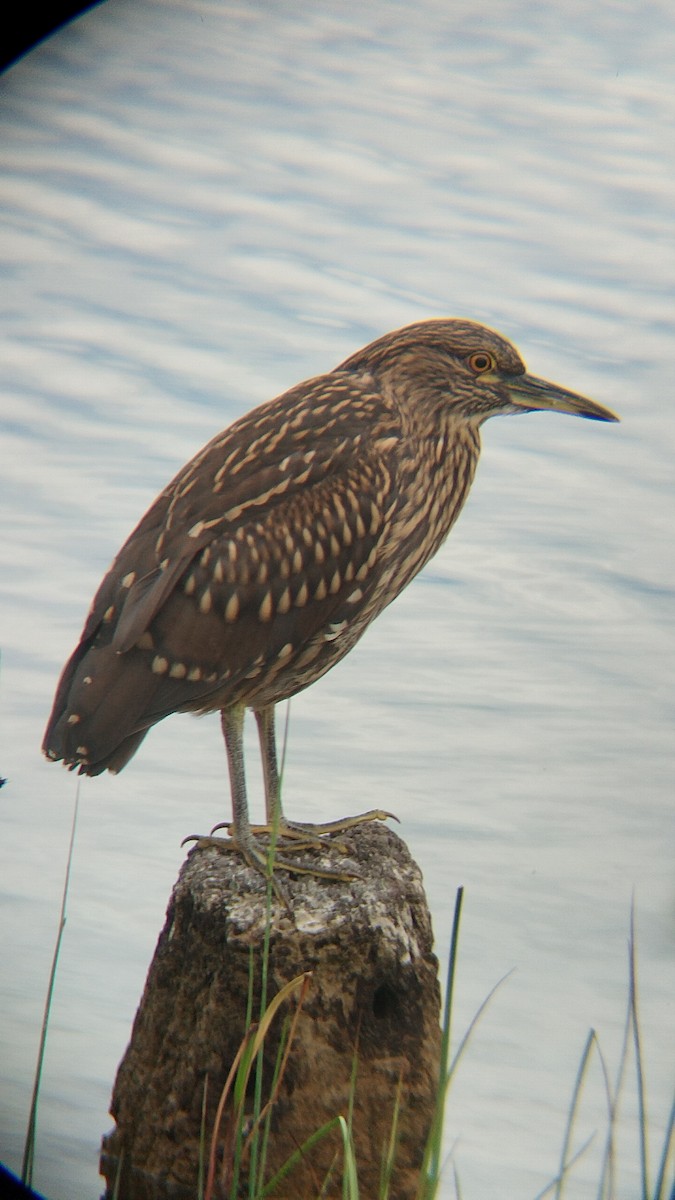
595;984;631;1200
554;1029;597;1200
259;1116;343;1197
628;905;650;1200
254;1018;289;1192
534;1136;598;1200
417;885;464;1199
447;967;514;1084
228;951;255;1198
379;1071;403;1199
652;1091;674;1200
111;1148;124;1200
22;784;80;1186
338;1114;359;1200
198;1074;209;1200
343;1056;358;1200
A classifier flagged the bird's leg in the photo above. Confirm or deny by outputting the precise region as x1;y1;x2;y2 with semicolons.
222;704;259;860
245;705;350;851
210;705;341;850
209;704;312;846
255;704;398;839
187;705;283;879
186;705;359;885
255;704;339;846
257;703;283;828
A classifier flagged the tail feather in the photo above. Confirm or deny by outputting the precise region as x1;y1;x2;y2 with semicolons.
43;640;160;775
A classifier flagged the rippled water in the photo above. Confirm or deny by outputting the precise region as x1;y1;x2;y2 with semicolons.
1;3;673;1198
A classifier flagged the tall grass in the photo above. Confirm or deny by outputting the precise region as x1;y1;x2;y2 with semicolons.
532;902;674;1200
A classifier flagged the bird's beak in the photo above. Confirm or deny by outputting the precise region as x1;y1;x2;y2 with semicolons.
506;373;620;423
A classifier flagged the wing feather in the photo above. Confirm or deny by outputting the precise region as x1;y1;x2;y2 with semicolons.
43;371;403;772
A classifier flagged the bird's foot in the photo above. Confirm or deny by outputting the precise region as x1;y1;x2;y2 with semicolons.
209;808;397;853
181;830;361;909
209;818;349;853
182;808;396;904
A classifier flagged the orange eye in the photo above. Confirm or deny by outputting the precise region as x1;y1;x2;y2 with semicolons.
468;352;494;374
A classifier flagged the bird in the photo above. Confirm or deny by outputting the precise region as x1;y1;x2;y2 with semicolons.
43;318;619;883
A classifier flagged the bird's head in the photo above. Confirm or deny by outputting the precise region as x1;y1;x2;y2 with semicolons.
337;318;620;425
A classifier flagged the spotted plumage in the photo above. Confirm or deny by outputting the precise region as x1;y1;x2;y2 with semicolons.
43;318;618;884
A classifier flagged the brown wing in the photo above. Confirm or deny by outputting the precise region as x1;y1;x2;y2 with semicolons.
43;372;403;774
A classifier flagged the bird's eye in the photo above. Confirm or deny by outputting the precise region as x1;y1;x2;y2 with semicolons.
468;352;494;374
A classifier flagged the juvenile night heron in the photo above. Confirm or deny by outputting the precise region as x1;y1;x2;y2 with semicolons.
43;319;618;880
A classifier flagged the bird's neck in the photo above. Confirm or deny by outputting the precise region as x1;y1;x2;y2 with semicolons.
376;405;481;604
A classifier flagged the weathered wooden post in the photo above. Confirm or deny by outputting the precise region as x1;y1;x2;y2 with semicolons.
100;823;441;1200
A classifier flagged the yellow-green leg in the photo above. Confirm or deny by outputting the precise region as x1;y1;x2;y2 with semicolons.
185;704;363;887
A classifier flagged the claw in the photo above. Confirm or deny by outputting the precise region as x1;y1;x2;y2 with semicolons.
184;832;361;884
